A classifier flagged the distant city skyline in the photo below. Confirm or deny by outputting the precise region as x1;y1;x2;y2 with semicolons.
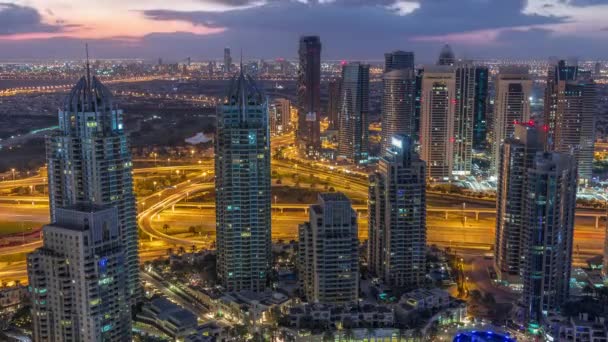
2;1;608;60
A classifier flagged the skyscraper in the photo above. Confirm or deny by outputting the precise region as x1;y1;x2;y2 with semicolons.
327;79;341;130
452;62;477;176
269;98;291;135
224;47;232;73
46;71;139;303
215;69;271;292
419;66;456;180
338;62;370;164
473;66;489;150
492;66;532;173
384;50;415;72
369;135;426;287
381;69;417;153
298;193;359;304
543;60;578;149
28;205;131;341
522;152;577;327
553;75;596;182
297;36;322;157
437;44;455;66
495;124;545;287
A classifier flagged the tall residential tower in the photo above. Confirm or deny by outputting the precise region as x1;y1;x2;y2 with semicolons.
297;36;322;157
215;70;271;292
495;124;545;287
46;72;139;303
28;205;131;341
522;152;577;326
338;62;370;164
492;66;532;173
419;66;456;180
369;135;426;287
298;193;359;304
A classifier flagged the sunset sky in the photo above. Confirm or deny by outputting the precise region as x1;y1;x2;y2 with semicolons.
1;0;608;61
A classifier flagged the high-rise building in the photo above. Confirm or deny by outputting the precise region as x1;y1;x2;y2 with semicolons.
28;205;131;341
473;67;489;150
270;98;291;135
224;47;232;73
369;135;426;287
522;152;577;326
452;62;477;176
437;44;455;66
327;79;341;130
298;193;359;304
384;50;415;72
215;70;271;292
297;36;322;157
46;72;139;303
338;62;370;164
492;66;532;173
553;75;596;182
495;124;545;287
381;68;417;153
544;60;578;149
419;66;456;180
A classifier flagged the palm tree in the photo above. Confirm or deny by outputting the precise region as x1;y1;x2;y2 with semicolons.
190;245;196;254
162;224;170;234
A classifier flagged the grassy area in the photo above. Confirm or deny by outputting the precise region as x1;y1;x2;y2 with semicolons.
0;221;42;236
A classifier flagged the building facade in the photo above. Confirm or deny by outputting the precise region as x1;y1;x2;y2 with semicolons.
544;60;578;149
419;66;456;180
298;193;359;304
495;124;545;286
381;68;417;153
369;135;426;287
224;47;232;73
270;98;291;135
437;44;455;66
452;62;477;176
473;67;489;150
338;62;370;164
327;79;341;131
522;152;577;326
297;36;322;157
553;76;596;182
384;51;415;72
492;66;532;173
215;71;271;292
46;74;139;304
28;205;130;341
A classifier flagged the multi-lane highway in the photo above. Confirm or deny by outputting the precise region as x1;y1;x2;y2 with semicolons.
0;131;606;285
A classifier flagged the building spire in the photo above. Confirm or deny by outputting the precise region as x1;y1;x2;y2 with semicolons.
85;43;91;87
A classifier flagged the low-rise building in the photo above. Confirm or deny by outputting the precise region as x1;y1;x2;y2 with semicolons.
0;285;27;317
401;288;451;310
546;313;608;342
288;303;394;329
137;297;198;339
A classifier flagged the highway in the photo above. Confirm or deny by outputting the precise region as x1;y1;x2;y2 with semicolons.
0;131;606;285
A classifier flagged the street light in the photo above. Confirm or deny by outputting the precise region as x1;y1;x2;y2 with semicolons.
11;168;15;180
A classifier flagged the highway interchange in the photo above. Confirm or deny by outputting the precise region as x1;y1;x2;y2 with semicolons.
0;132;606;285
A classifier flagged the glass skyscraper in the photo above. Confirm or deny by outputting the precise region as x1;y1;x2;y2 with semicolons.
369;135;426;287
46;73;139;304
338;62;370;164
297;36;322;157
215;70;271;292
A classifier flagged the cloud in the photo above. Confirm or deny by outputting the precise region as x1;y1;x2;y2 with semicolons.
0;3;68;35
0;0;607;60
